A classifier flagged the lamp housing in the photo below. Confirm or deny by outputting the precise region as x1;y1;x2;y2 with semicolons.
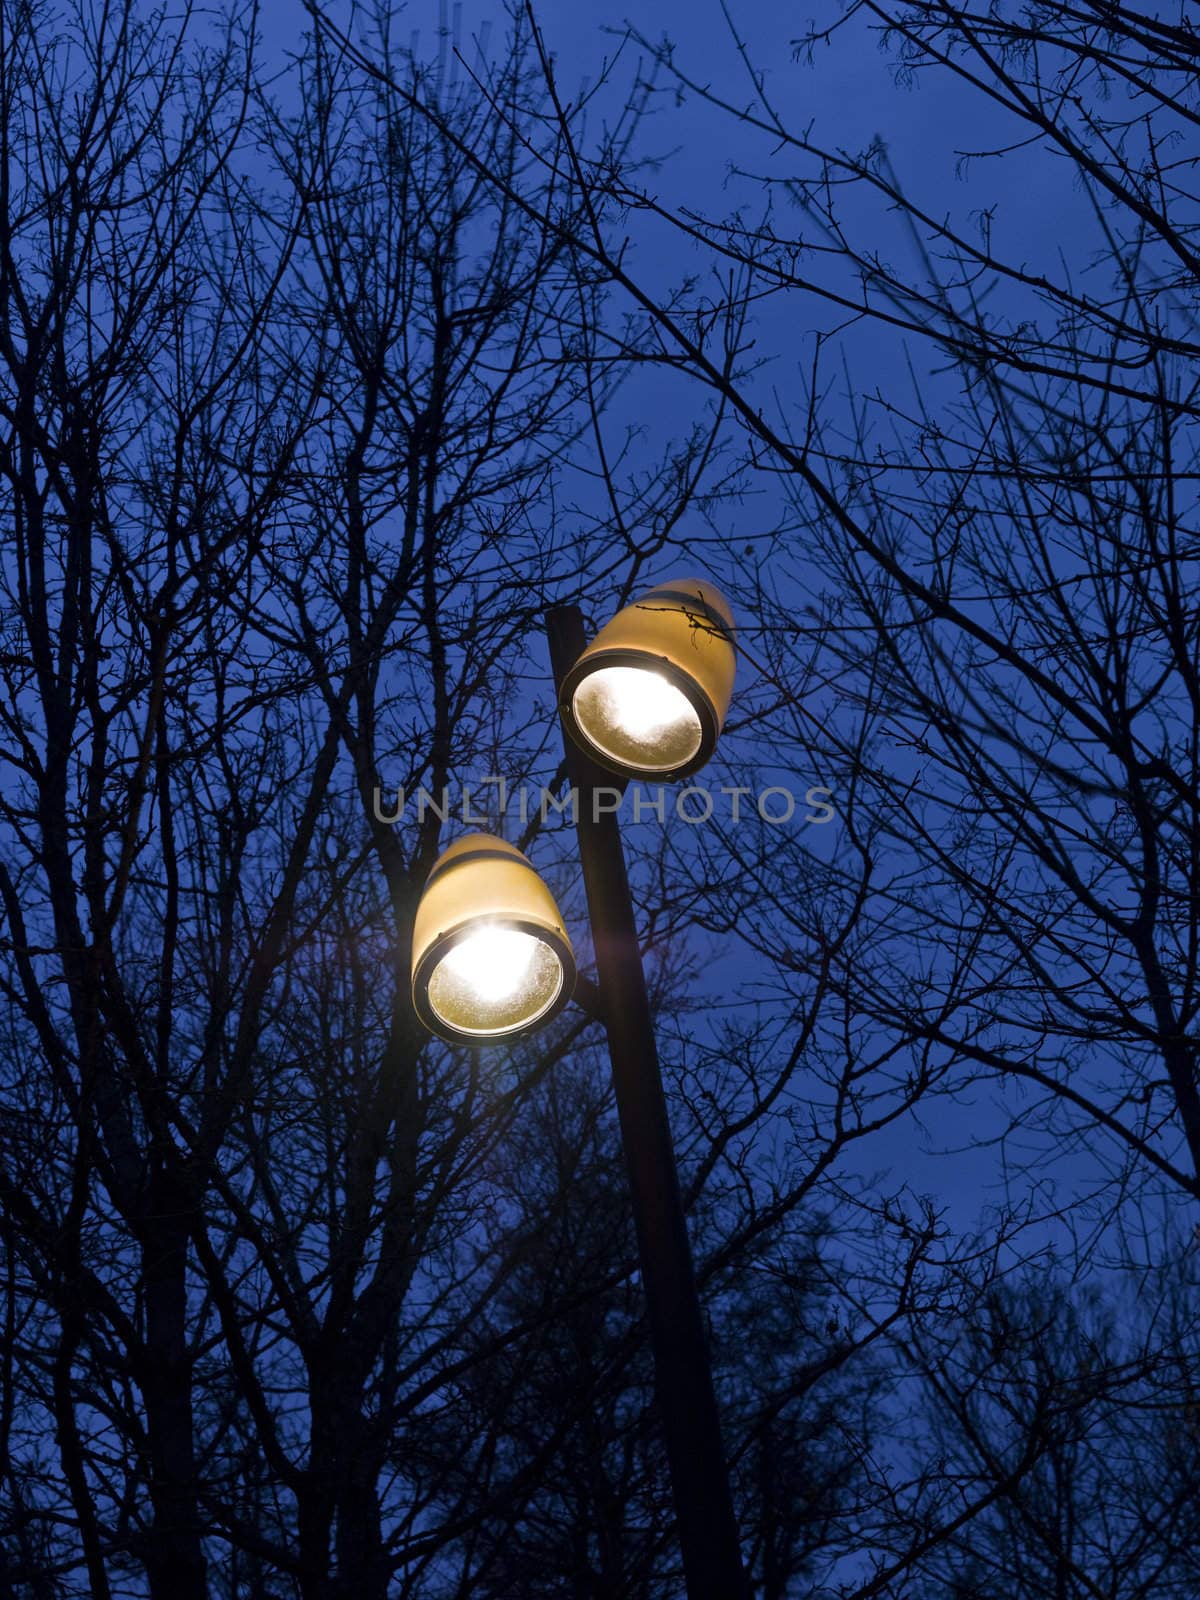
411;833;576;1043
558;576;736;780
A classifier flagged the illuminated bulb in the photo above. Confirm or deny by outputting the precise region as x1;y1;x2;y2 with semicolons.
440;925;536;1003
571;664;703;773
594;667;691;737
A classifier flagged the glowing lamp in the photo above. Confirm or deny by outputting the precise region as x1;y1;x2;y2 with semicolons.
557;577;736;780
411;833;576;1043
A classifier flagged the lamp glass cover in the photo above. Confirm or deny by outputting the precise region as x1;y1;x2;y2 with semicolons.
425;922;564;1037
570;664;703;774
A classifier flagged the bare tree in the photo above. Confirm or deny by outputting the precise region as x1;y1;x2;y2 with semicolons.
0;3;877;1597
894;1227;1200;1598
408;0;1200;1591
0;1;623;1592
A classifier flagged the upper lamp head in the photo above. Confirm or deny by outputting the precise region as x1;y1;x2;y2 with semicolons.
559;576;736;780
411;833;576;1044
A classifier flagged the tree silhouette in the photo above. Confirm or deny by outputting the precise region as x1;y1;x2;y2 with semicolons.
0;3;867;1596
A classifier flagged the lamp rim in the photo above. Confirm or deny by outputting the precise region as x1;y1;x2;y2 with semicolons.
412;914;577;1045
558;647;721;781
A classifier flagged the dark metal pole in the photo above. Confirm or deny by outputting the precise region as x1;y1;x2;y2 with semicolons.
546;605;749;1600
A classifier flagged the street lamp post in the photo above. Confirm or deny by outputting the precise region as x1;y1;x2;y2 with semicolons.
546;602;749;1600
411;578;749;1599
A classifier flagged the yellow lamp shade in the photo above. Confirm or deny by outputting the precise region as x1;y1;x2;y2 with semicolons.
411;833;576;1043
558;577;736;780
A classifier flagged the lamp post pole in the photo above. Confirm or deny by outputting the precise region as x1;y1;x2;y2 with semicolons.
546;605;749;1600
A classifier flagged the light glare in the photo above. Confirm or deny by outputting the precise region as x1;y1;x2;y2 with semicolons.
598;667;689;736
440;925;536;1003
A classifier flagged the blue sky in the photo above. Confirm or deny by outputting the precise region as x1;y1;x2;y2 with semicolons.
252;1;1137;1251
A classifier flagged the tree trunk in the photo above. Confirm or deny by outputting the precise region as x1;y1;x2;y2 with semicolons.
140;1169;207;1600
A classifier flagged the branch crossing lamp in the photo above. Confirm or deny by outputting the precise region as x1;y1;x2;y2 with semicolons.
411;834;576;1044
410;574;748;1600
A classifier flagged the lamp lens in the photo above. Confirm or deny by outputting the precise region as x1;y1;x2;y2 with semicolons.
571;665;703;773
427;924;563;1037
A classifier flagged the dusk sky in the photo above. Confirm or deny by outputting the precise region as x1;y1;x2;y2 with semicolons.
250;0;1117;1240
1;3;1194;1596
